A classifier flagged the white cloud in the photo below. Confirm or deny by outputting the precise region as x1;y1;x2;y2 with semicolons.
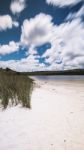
21;13;53;46
0;15;19;31
13;21;19;27
26;45;38;56
41;11;84;70
66;5;84;20
20;11;84;71
1;8;84;71
0;41;19;55
46;0;83;7
59;19;84;69
42;18;84;70
0;56;46;72
10;0;26;15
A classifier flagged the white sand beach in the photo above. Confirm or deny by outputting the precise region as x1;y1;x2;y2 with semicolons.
0;77;84;150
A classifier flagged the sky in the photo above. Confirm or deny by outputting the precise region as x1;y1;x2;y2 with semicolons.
0;0;84;72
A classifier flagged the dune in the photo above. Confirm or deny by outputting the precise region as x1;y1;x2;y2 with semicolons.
0;77;84;150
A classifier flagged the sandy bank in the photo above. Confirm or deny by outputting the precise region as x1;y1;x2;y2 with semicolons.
0;78;84;150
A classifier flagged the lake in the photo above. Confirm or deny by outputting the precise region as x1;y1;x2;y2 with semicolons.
31;75;84;81
0;75;84;150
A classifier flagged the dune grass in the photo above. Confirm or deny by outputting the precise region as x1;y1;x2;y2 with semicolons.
0;71;34;109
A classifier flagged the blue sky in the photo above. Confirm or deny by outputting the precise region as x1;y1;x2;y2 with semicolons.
0;0;84;71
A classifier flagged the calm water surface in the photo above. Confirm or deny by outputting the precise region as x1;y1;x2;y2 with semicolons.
32;75;84;81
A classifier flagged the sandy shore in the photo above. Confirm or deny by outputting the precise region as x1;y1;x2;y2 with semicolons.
0;78;84;150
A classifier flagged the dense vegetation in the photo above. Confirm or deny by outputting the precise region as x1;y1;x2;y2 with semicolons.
24;69;84;76
1;68;84;75
0;69;34;109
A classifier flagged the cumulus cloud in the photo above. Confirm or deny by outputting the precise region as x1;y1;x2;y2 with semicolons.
0;56;46;72
26;45;38;56
0;15;19;31
21;13;53;46
46;0;83;7
20;10;84;71
66;5;84;20
42;18;84;70
1;7;84;71
10;0;26;15
59;19;84;69
0;41;19;55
